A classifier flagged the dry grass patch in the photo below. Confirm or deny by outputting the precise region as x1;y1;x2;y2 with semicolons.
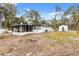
44;32;79;45
0;35;8;39
0;46;13;55
0;33;12;40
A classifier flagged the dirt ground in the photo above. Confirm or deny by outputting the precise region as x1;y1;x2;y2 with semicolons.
0;32;79;56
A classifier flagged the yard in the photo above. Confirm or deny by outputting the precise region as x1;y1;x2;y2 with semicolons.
0;31;79;56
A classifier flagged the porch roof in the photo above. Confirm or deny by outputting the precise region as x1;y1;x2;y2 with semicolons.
12;24;42;27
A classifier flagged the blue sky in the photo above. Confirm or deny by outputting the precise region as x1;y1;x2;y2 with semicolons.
16;3;79;20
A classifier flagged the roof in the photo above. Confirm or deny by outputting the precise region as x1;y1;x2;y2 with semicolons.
12;24;42;27
59;25;68;27
12;24;52;27
59;25;68;28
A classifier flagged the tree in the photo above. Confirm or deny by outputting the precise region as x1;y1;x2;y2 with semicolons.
51;19;58;31
12;16;27;25
24;9;41;25
60;12;69;25
66;4;79;31
51;5;61;31
0;3;17;29
40;19;48;25
54;5;61;20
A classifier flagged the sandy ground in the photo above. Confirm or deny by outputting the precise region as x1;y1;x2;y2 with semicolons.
0;32;79;56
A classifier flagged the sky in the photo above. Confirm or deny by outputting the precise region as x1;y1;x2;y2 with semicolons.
16;3;79;20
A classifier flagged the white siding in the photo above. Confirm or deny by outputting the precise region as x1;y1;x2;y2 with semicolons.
33;26;52;32
59;25;68;32
12;26;53;35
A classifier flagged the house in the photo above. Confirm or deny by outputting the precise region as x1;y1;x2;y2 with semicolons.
59;25;68;32
12;24;52;35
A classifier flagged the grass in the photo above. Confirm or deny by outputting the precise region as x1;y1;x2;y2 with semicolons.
0;46;13;55
0;36;5;39
44;32;79;45
0;35;9;39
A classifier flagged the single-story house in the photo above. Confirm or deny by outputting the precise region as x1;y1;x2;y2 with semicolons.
12;24;52;35
59;25;68;32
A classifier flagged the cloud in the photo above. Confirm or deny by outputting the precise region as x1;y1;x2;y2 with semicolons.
16;14;21;17
26;8;30;11
48;12;72;20
49;12;64;16
65;15;72;19
16;12;25;17
46;12;64;20
41;12;53;20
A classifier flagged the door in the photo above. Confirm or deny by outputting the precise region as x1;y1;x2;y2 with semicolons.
62;27;65;32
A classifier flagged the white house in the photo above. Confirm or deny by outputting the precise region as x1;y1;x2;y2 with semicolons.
12;24;52;35
59;25;68;32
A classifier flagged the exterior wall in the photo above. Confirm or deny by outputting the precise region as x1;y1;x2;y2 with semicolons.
33;26;43;33
33;26;52;33
59;25;68;32
12;25;53;35
44;26;52;32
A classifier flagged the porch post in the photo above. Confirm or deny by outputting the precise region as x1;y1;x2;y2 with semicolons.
12;26;13;32
18;26;19;32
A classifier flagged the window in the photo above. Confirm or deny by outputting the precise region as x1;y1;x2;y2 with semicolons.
37;26;41;30
33;26;36;29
